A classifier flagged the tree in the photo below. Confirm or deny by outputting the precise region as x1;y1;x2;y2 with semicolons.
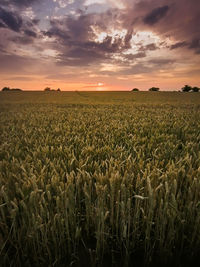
132;88;139;91
192;86;200;92
57;88;61;91
44;87;51;91
2;87;10;91
181;85;192;92
149;87;160;91
2;87;22;91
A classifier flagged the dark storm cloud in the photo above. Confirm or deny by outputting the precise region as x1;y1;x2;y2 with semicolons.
32;19;40;25
145;43;158;51
0;4;39;47
55;33;129;66
143;5;169;25
0;21;6;28
170;39;200;54
46;8;123;44
0;7;23;32
44;14;95;44
44;12;133;66
24;29;37;38
170;42;187;50
138;43;158;52
122;0;200;55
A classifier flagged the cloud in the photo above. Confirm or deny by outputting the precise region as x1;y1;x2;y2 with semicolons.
0;4;40;48
44;11;133;66
1;0;39;8
0;21;6;29
189;39;200;54
0;0;200;89
149;58;175;66
123;0;200;55
143;5;169;25
170;41;187;50
24;29;37;38
124;52;146;60
139;43;158;52
145;43;158;51
170;39;200;54
0;7;23;32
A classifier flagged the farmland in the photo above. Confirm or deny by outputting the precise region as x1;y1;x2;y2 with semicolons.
0;91;200;266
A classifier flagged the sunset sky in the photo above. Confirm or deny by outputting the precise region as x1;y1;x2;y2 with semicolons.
0;0;200;91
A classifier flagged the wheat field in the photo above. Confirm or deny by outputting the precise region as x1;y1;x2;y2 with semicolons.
0;91;200;266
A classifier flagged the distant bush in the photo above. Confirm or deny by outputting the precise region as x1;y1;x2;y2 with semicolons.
132;88;139;91
192;86;200;92
44;87;61;91
149;87;160;91
44;87;51;91
181;85;192;92
181;85;200;92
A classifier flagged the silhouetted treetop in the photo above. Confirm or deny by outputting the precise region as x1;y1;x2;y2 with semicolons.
181;85;199;92
181;85;192;92
2;87;10;91
44;87;51;91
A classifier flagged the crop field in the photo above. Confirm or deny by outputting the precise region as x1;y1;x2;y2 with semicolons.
0;91;200;267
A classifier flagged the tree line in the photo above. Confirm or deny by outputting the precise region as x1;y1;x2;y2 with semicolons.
181;85;200;92
1;87;61;92
132;85;200;92
1;85;199;92
1;87;22;91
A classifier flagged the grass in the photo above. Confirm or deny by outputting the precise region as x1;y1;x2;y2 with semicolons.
0;91;200;266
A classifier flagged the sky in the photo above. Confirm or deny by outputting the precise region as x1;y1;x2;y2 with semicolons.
0;0;200;91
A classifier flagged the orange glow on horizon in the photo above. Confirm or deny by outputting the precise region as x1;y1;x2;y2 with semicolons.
1;75;200;92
